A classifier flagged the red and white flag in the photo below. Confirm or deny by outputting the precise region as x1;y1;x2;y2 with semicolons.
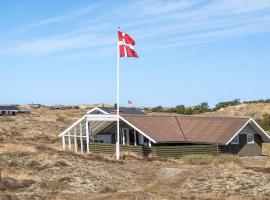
118;29;138;58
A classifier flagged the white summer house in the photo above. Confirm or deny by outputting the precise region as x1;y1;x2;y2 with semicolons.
58;106;153;154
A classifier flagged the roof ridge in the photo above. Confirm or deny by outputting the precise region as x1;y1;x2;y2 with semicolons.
122;114;251;119
178;115;251;119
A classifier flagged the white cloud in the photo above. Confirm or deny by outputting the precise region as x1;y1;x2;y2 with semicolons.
134;0;196;16
15;4;98;32
1;33;114;56
2;0;270;57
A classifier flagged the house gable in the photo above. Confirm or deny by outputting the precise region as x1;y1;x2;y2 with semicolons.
226;118;270;145
224;124;264;156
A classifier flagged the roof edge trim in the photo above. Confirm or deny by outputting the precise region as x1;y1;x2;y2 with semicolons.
225;118;251;145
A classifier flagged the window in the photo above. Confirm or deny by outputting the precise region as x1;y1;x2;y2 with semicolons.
247;134;254;144
231;135;239;144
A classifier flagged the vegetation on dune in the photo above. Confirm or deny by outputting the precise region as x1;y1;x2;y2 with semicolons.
243;99;270;104
182;154;241;166
213;99;241;111
149;99;270;115
257;114;270;133
150;102;211;115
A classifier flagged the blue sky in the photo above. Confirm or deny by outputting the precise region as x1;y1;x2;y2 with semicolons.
1;0;270;107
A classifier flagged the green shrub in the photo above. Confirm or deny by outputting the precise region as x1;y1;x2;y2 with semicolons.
151;106;164;112
213;99;241;111
151;102;210;115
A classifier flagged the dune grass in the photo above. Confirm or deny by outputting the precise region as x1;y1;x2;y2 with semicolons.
0;144;36;153
182;154;241;166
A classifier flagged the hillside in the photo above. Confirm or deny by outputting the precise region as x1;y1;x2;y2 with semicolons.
145;103;270;119
203;103;270;119
1;108;270;199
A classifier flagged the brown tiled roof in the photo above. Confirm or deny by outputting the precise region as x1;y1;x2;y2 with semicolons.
121;115;250;144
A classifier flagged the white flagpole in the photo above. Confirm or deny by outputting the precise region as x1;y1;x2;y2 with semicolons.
116;27;120;160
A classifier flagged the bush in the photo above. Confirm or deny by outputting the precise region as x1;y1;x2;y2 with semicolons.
243;99;270;104
151;106;163;112
151;102;210;115
213;99;241;111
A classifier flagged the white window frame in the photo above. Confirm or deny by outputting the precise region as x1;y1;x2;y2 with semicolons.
247;133;254;144
231;135;239;144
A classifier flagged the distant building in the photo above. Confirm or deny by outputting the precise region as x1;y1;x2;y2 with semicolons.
0;105;31;115
0;106;20;115
28;103;43;109
94;104;145;115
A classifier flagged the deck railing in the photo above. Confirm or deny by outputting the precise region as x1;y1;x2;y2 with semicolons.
152;145;220;158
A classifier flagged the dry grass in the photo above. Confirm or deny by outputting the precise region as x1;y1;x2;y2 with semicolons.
0;169;34;181
120;150;143;159
182;154;241;166
56;115;66;122
22;129;44;138
36;152;59;164
0;116;15;122
0;143;36;153
0;108;86;146
263;143;270;156
240;156;270;168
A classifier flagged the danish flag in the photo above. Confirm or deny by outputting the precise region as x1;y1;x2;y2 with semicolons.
118;29;138;58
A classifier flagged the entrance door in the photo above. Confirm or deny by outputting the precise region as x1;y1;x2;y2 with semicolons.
122;128;130;145
129;129;135;145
